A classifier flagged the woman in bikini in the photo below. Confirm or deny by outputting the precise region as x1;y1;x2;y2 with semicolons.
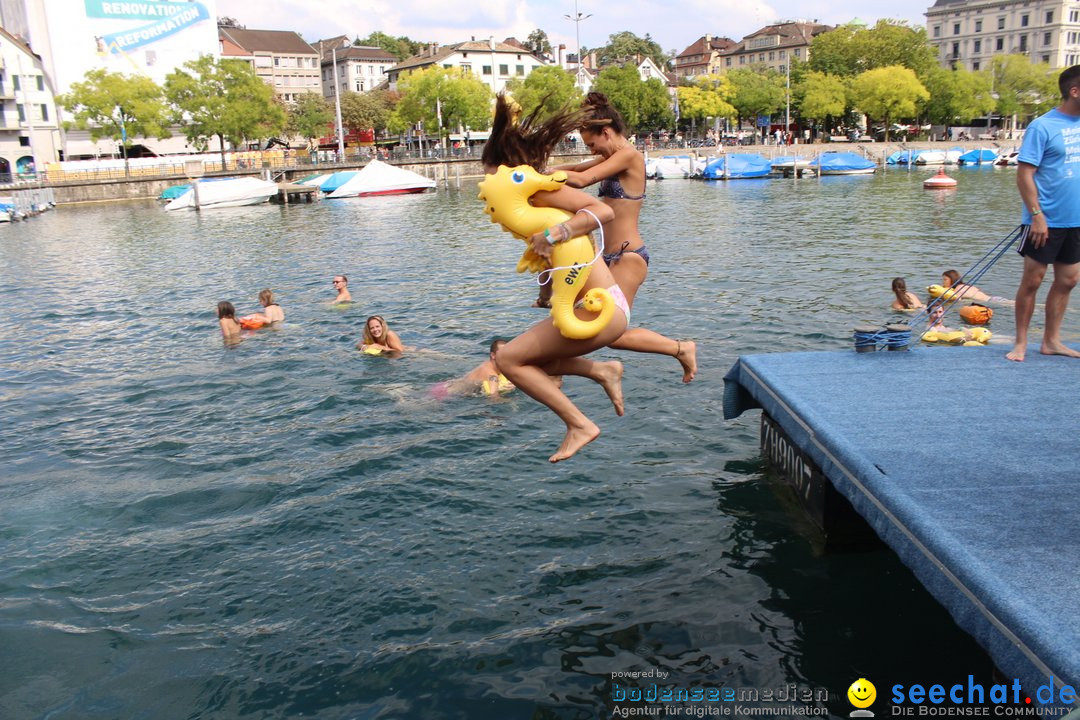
246;289;285;325
483;95;629;463
551;92;697;382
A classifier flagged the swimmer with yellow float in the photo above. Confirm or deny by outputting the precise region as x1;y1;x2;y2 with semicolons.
478;95;628;463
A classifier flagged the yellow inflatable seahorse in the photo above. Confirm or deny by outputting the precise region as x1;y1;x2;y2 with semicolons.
477;165;614;340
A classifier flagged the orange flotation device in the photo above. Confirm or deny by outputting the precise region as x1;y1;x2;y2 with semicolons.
958;304;993;325
239;315;266;330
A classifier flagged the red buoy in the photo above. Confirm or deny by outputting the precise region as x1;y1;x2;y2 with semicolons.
923;167;957;189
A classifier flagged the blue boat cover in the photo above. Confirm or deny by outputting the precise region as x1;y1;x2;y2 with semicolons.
724;346;1080;710
704;154;772;179
811;152;876;172
318;171;358;193
958;149;999;165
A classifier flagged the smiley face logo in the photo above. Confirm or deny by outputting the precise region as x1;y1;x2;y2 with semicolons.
847;678;876;709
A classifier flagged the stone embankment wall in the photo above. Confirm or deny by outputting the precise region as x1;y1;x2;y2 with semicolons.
37;141;1019;205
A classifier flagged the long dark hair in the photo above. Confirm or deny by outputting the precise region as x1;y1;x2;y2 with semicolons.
943;269;962;288
892;278;915;309
580;92;628;136
217;301;236;319
482;94;582;170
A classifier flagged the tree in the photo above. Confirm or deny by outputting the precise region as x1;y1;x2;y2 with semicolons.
726;68;787;126
389;66;492;142
356;31;423;61
340;90;394;134
591;63;674;131
526;29;552;56
810;20;937;78
922;67;995;125
287;92;334;148
503;66;581;120
57;69;171;174
849;65;929;140
990;55;1059;125
217;16;244;28
794;71;849;124
165;55;286;165
590;31;667;69
675;75;736;135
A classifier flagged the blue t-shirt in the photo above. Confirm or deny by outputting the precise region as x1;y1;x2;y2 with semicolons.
1017;108;1080;227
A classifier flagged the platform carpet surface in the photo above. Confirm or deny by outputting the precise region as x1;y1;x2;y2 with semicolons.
724;344;1079;709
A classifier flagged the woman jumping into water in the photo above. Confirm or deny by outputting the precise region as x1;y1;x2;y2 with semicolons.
551;92;698;382
483;95;629;462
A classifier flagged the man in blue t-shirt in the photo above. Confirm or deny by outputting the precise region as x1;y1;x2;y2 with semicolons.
1008;65;1080;362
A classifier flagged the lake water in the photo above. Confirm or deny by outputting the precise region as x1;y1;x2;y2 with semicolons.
0;167;1066;719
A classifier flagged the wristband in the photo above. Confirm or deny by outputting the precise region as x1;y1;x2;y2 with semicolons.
1031;209;1042;216
544;228;556;245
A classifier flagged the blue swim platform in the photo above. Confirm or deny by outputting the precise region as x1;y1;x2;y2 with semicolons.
724;345;1080;709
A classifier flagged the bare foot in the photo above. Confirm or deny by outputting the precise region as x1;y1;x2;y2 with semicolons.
549;421;600;463
676;340;697;383
1041;341;1080;358
595;360;624;416
1006;344;1026;362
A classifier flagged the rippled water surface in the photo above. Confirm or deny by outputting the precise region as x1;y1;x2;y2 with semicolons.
1;168;1065;719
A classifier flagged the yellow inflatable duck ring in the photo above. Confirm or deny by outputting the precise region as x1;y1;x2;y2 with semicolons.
928;284;959;300
477;165;614;340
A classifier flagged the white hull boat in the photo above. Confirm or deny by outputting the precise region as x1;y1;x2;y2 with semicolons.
165;177;278;210
326;159;435;198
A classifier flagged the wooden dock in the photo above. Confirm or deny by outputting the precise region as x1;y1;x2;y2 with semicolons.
272;183;317;204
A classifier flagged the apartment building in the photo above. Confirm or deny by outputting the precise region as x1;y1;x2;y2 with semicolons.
316;39;397;97
217;27;320;103
0;26;60;177
717;20;832;74
673;35;737;79
386;39;548;93
926;0;1080;70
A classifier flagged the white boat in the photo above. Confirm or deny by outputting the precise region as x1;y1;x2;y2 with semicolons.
914;149;963;165
995;150;1020;166
650;155;696;180
326;159;435;198
811;152;877;175
165;177;278;210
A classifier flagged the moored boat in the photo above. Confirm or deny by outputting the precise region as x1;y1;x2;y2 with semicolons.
164;177;278;210
811;152;877;175
326;160;436;198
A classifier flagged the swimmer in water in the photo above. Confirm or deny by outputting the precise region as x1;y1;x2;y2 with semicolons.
358;315;405;354
891;277;924;310
332;275;352;303
245;289;285;326
217;301;242;344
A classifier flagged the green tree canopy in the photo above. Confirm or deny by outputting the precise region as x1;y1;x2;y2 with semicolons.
794;70;849;122
502;66;581;120
922;67;996;125
526;29;552;56
340;89;394;134
809;20;937;78
164;54;286;164
590;63;674;131
389;66;492;139
990;54;1059;122
588;31;667;69
725;68;787;124
676;75;736;130
849;65;929;140
57;68;171;171
287;92;334;148
356;31;423;61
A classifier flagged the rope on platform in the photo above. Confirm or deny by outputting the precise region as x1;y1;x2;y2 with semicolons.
907;224;1024;338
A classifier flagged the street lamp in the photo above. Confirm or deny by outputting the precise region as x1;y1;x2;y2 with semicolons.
564;0;591;89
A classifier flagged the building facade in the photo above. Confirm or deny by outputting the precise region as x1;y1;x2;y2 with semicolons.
926;0;1080;70
217;27;320;104
386;39;548;93
672;35;737;79
718;20;832;74
0;26;60;178
318;41;397;98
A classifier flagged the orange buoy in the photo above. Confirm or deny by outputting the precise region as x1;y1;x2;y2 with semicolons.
239;315;266;330
924;167;957;189
959;304;993;325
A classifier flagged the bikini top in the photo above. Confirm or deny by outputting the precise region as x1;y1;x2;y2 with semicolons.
598;175;645;201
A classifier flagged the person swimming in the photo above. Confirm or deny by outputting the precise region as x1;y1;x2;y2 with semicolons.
891;277;924;310
217;301;242;344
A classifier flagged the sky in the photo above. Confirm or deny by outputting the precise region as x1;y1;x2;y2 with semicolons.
214;0;932;56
